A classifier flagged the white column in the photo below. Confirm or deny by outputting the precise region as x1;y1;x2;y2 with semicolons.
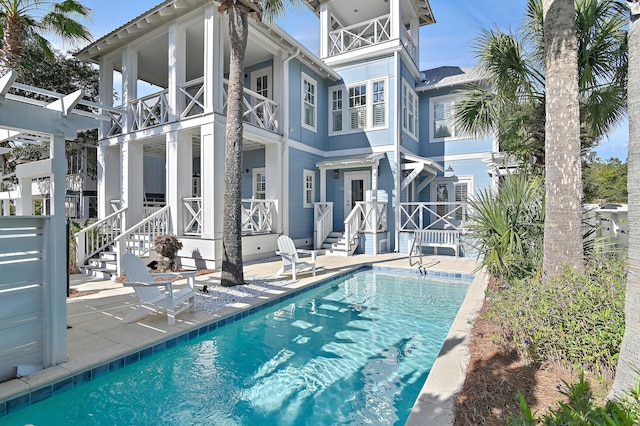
97;144;120;218
168;23;187;121
15;177;32;215
45;134;67;366
2;199;9;216
319;3;330;58
121;46;138;133
200;122;225;241
390;0;402;39
265;143;282;233
204;6;224;114
166;131;192;235
121;140;144;229
98;57;115;140
410;17;419;63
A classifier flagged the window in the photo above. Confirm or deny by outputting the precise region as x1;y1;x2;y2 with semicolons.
372;79;385;127
253;168;266;199
402;80;418;139
303;169;315;208
252;68;270;125
454;182;468;220
302;73;316;131
431;177;472;224
349;84;367;130
331;88;343;132
431;96;464;140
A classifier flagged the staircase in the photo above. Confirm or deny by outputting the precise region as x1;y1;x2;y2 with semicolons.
321;231;358;256
79;233;156;280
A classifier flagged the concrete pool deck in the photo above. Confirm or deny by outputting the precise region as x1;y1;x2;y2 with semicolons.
0;253;487;424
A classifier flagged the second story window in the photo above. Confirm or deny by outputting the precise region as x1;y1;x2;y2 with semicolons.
302;73;317;131
402;81;418;139
349;84;367;130
372;79;385;127
431;95;466;141
331;89;343;132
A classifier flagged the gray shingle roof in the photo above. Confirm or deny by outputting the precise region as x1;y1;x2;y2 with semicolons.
418;66;483;90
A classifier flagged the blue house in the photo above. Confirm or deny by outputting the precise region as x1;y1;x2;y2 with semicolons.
74;0;499;276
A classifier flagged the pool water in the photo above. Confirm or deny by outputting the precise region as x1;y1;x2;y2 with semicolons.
4;269;470;425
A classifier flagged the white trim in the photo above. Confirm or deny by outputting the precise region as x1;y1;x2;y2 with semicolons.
343;171;371;220
402;78;419;141
429;152;494;162
251;66;272;99
328;76;389;136
301;72;317;132
288;139;394;158
429;93;467;142
303;169;315;208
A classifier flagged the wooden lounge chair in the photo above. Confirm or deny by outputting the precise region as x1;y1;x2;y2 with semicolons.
121;253;196;325
275;235;316;281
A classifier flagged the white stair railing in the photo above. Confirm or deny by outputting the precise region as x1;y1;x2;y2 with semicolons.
115;206;170;277
314;202;333;249
358;201;387;233
343;204;364;255
223;80;280;133
74;207;127;268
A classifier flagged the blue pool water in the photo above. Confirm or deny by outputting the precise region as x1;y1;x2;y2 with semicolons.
3;269;471;425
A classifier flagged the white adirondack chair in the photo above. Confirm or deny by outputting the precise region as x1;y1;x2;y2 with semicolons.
121;253;196;325
275;235;317;281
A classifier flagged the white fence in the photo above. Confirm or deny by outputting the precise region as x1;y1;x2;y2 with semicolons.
0;217;48;382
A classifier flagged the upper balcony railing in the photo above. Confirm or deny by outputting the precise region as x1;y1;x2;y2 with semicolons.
329;14;391;56
223;79;280;133
401;25;417;64
107;77;280;135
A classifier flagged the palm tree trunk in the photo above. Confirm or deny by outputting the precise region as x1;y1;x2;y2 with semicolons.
542;0;584;277
1;15;24;71
221;4;248;287
610;1;640;398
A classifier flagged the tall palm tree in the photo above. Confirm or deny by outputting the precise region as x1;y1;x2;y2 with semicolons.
217;0;297;287
0;0;92;72
610;0;640;399
456;0;628;170
542;0;584;277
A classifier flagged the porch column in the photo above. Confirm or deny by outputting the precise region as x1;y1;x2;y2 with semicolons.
200;122;225;244
97;144;120;218
390;0;402;39
319;2;330;58
371;161;379;201
168;23;186;121
121;140;144;230
98;57;115;140
121;46;138;133
2;199;9;216
204;5;224;114
319;167;327;203
166;131;192;235
265;143;282;233
14;177;32;215
45;134;67;366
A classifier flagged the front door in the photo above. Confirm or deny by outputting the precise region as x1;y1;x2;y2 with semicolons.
344;171;371;220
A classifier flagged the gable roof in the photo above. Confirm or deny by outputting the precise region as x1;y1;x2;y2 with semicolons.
417;66;483;91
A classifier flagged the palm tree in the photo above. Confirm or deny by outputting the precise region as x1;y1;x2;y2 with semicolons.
456;0;628;170
217;0;297;287
610;0;640;399
0;0;92;72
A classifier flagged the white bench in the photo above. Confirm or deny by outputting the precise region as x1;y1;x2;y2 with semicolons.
410;229;460;264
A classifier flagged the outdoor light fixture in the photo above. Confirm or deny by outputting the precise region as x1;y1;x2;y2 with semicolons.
445;165;455;177
333;169;339;178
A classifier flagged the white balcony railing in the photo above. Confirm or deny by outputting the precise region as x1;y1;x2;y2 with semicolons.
183;197;202;236
130;90;170;131
223;80;280;133
329;14;391;56
399;202;467;231
242;199;275;234
401;25;417;63
180;77;205;118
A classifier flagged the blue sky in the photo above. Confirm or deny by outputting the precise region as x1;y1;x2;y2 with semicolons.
77;0;628;160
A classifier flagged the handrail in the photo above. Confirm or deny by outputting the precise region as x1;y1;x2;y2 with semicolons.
74;207;127;268
399;202;467;231
343;204;363;255
241;198;275;234
130;89;170;131
183;197;202;235
357;201;387;233
329;14;391;56
115;205;170;277
180;77;205;118
223;79;280;133
314;202;333;249
401;25;417;64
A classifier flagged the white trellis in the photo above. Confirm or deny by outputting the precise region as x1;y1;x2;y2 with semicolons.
0;71;108;382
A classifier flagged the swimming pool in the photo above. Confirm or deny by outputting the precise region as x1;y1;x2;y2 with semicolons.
3;268;471;425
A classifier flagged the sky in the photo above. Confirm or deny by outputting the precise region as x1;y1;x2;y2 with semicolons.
73;0;628;160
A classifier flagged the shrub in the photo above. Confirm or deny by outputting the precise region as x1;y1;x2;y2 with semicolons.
467;174;545;281
154;234;183;271
486;253;626;376
509;372;640;425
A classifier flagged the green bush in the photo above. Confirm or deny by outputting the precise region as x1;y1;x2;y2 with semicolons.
154;234;183;271
508;372;640;425
467;174;545;281
486;254;626;375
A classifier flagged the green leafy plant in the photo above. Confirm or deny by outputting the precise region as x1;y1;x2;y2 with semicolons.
467;173;545;281
508;373;640;425
486;254;626;376
154;234;183;271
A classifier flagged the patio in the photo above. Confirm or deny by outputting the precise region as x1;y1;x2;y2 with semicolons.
0;253;486;425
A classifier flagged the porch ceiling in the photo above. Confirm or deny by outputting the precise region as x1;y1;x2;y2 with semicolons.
141;135;263;158
302;0;435;27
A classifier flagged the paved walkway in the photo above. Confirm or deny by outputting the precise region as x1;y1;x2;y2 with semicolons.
0;253;486;425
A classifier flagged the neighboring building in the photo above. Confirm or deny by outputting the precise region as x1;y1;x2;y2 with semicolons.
73;0;499;276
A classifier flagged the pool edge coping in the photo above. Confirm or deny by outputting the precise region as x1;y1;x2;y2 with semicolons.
0;262;480;421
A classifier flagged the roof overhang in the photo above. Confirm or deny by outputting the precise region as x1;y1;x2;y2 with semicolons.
316;152;386;170
401;153;443;192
